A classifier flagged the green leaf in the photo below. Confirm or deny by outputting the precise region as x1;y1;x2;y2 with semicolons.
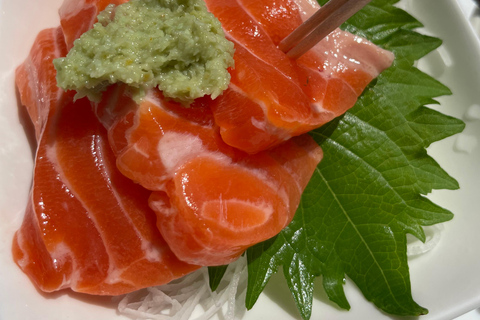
244;0;466;319
208;265;229;291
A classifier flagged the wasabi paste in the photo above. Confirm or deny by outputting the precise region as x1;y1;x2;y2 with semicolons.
54;0;235;103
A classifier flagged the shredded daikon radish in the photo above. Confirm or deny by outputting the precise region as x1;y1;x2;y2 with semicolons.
118;255;247;320
406;224;444;257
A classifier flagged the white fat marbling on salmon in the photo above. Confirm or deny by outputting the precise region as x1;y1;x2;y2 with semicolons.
45;140;120;282
104;263;142;287
158;132;207;172
104;268;130;286
97;135;164;263
14;226;30;269
201;198;274;230
19;28;64;138
222;34;308;100
157;132;233;175
227;84;296;143
45;133;163;279
251;117;266;130
231;162;292;216
49;242;77;287
222;33;289;79
131;141;151;159
227;82;271;124
15;200;77;290
311;100;335;116
149;197;176;217
295;0;320;18
94;85;122;128
58;0;88;19
59;0;97;48
141;241;165;262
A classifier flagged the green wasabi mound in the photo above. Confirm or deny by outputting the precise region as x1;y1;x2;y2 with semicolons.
54;0;235;103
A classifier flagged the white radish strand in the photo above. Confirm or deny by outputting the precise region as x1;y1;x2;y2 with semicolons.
118;255;247;320
407;225;444;257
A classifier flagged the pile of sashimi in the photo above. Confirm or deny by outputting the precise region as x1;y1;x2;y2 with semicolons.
12;0;463;319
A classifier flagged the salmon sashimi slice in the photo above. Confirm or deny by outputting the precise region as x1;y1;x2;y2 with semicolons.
204;0;394;153
12;27;199;295
94;87;323;266
15;27;67;140
237;0;393;98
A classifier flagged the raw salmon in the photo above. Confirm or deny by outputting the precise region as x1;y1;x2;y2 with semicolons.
204;0;395;153
94;87;323;266
15;27;67;140
12;27;198;295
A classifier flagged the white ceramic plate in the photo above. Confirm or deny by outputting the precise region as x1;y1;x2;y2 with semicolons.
1;0;480;319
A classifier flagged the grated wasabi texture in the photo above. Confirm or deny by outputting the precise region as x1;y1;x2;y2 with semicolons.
54;0;235;103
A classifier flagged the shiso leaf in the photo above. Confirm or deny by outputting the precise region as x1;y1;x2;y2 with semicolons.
241;0;465;319
208;265;229;292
